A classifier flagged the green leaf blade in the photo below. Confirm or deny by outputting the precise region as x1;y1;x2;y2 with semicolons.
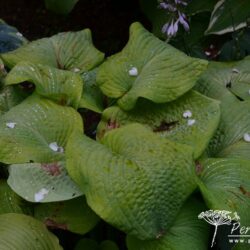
97;22;208;110
97;91;220;159
5;62;83;108
126;197;209;250
66;124;197;240
1;29;104;72
0;213;62;250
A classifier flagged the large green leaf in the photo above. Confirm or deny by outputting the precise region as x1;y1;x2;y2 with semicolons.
97;90;220;159
195;61;240;103
196;158;250;225
0;179;32;215
97;22;208;111
219;141;250;161
34;196;99;234
66;123;196;240
0;95;83;164
7;161;82;203
1;29;104;71
195;59;250;159
126;197;209;250
206;0;250;35
5;62;83;108
79;68;104;113
208;100;250;159
195;56;250;100
44;0;79;15
0;20;27;53
0;213;62;249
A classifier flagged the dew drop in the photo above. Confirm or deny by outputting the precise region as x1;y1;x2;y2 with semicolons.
128;67;138;76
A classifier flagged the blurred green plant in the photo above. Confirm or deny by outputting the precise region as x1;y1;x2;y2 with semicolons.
44;0;79;15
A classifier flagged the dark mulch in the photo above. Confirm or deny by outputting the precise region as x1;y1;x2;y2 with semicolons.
0;0;150;55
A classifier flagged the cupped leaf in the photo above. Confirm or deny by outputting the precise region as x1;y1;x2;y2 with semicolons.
196;158;250;225
1;29;104;71
97;22;208;110
218;141;250;161
195;60;240;103
97;90;220;159
5;62;83;108
74;239;119;250
44;0;79;15
66;123;197;240
0;20;27;53
0;85;29;115
208;100;250;158
34;196;99;234
0;213;62;250
8;161;82;203
205;0;250;35
0;179;32;215
195;59;250;159
230;71;250;101
126;197;209;250
195;57;250;100
0;95;83;164
79;68;104;113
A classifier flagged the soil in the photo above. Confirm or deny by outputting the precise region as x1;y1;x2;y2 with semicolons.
0;0;151;56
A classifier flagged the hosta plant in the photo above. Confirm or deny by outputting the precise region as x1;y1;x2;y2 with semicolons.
0;19;250;250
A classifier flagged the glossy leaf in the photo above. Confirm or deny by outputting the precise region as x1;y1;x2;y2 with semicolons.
0;95;83;164
126;197;209;250
196;158;250;225
1;29;104;71
97;90;220;159
5;62;83;108
206;0;250;35
0;213;62;250
66;123;196;240
34;196;99;234
8;161;82;203
97;22;208;110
